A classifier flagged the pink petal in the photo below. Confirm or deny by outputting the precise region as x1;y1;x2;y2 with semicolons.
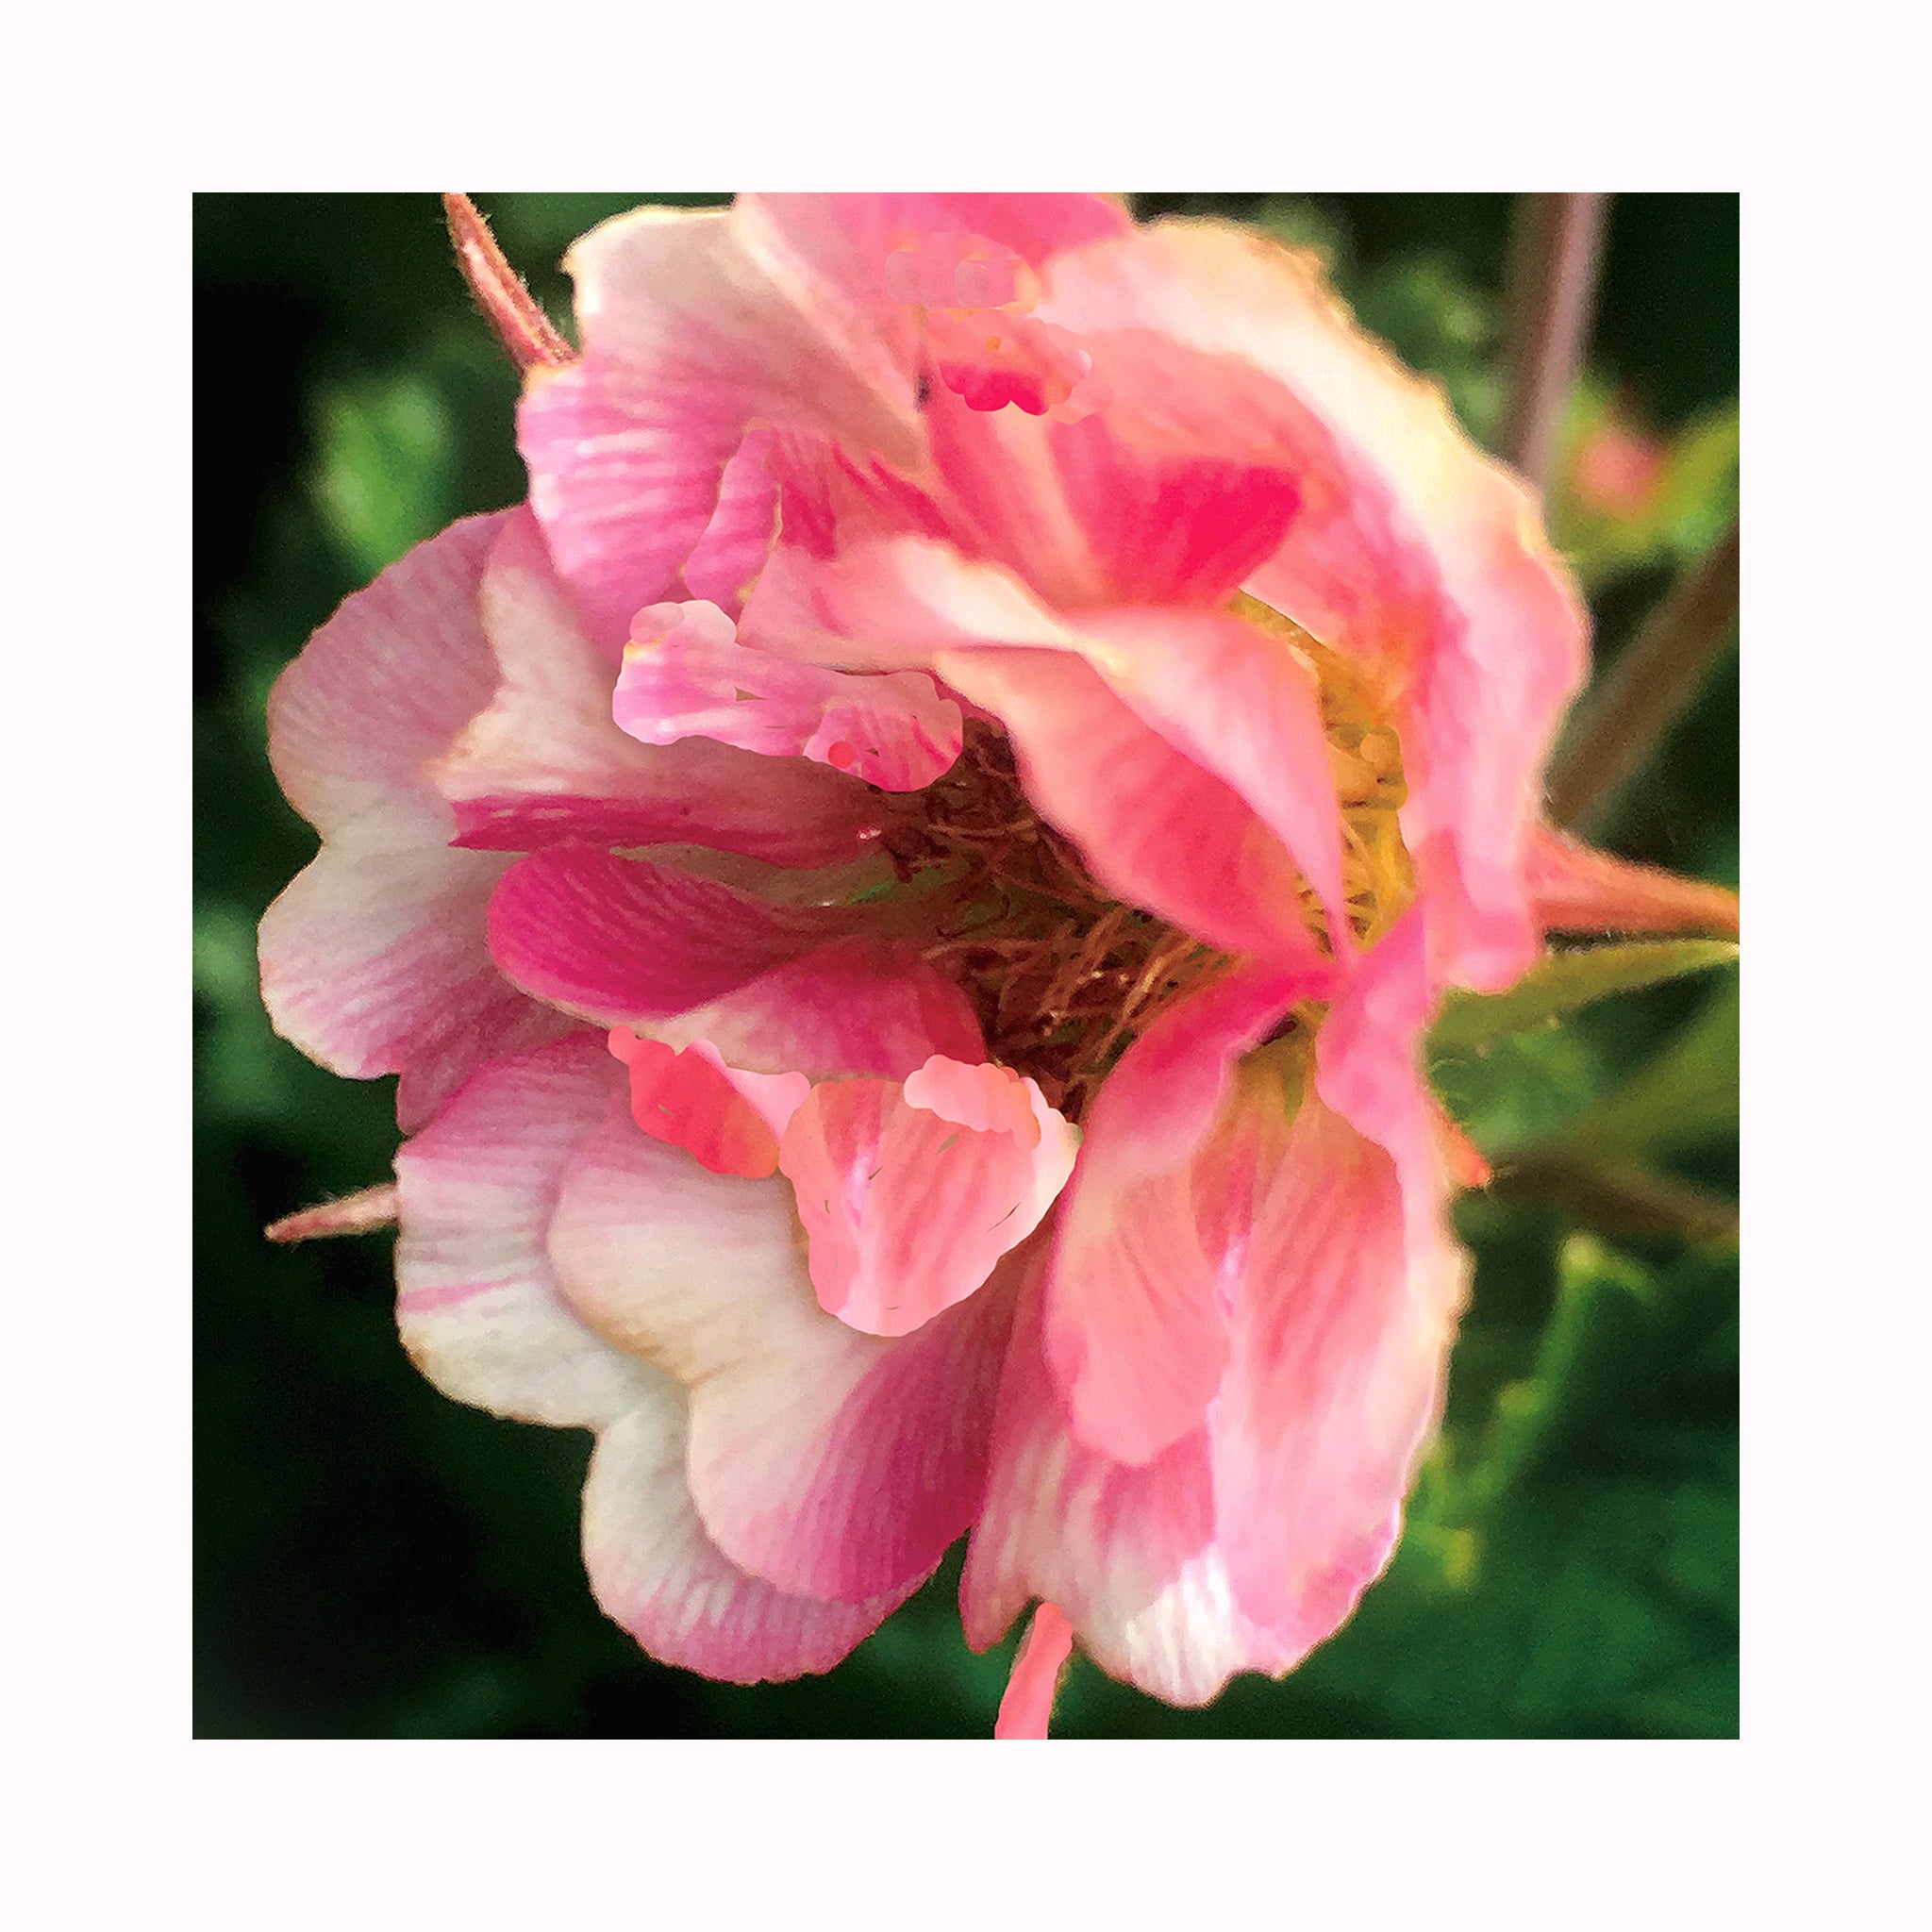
1204;1077;1461;1638
549;1111;1020;1602
777;1059;1078;1339
607;1031;808;1179
436;510;883;867
486;846;859;1025
741;193;1132;339
1215;915;1462;1638
994;1601;1075;1740
1069;604;1350;943
679;426;780;613
260;514;573;1124
742;537;1341;966
1042;964;1324;1467
392;1033;658;1427
615;597;962;791
1042;221;1590;991
519;206;922;650
935;645;1328;967
641;937;988;1080
266;511;506;832
918;336;1305;608
966;924;1468;1703
584;1393;916;1684
961;1264;1307;1707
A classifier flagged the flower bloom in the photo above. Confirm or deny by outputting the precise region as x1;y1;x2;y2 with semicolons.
261;194;1593;1726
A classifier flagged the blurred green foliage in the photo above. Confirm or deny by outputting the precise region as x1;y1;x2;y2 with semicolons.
194;193;1739;1738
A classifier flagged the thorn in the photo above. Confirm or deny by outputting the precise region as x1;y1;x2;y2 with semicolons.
441;192;575;374
265;1181;400;1244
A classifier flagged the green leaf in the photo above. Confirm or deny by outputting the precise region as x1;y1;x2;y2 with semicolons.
1553;976;1740;1158
1430;939;1739;1055
1287;1235;1738;1736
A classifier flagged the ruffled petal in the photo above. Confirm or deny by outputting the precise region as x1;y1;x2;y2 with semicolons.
519;206;923;649
486;846;860;1025
266;511;506;833
743;538;1342;962
1042;964;1321;1467
548;1111;1021;1602
741;194;1132;329
640;937;987;1080
392;1032;657;1427
260;515;574;1123
1039;220;1590;991
967;920;1466;1702
584;1392;915;1683
1204;1074;1459;1637
615;596;962;791
436;511;882;866
777;1058;1078;1338
935;645;1327;967
679;425;780;612
961;1266;1307;1707
917;333;1305;608
608;1031;808;1179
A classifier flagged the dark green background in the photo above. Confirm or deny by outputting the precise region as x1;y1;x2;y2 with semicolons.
194;193;1739;1738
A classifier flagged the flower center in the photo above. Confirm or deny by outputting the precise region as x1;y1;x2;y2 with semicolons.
1229;592;1416;951
885;723;1232;1122
881;608;1415;1121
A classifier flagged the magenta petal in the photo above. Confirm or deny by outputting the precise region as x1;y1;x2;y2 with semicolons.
615;597;962;791
777;1059;1077;1339
919;339;1305;609
486;846;859;1024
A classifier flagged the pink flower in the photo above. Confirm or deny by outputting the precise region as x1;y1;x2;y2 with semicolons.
261;193;1612;1728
